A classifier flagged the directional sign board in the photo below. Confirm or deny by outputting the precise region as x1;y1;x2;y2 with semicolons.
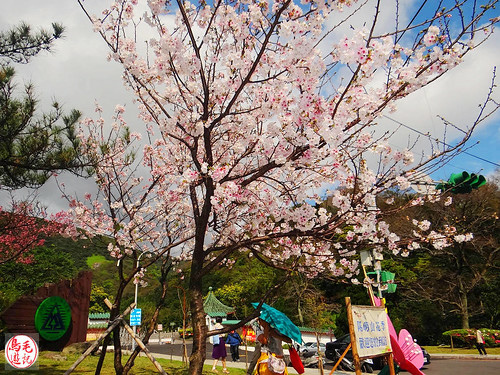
130;308;142;326
350;305;391;358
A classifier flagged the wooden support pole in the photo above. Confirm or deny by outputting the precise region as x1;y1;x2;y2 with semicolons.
120;319;167;374
388;352;396;375
64;302;136;375
345;297;362;375
103;299;167;375
245;338;249;372
328;343;351;375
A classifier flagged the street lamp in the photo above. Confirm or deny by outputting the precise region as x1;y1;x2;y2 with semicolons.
132;251;150;351
170;322;176;342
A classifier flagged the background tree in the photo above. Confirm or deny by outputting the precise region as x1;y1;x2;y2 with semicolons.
0;243;76;313
0;21;90;263
477;275;500;329
378;181;500;331
0;22;86;190
71;1;500;374
210;256;281;318
0;201;62;264
0;22;64;64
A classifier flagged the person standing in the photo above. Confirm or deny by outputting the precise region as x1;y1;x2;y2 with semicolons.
247;321;263;375
253;318;292;375
227;329;243;361
212;317;229;373
475;329;487;355
247;341;261;375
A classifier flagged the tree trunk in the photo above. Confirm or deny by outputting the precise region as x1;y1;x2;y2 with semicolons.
316;332;325;375
297;298;304;326
458;279;470;329
95;278;127;375
187;177;213;375
188;286;208;375
94;335;111;375
112;283;126;375
113;323;124;374
177;287;189;364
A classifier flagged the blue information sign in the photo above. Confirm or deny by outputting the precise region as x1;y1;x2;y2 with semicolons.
130;308;142;326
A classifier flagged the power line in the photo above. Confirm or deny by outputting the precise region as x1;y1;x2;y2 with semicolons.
383;115;500;169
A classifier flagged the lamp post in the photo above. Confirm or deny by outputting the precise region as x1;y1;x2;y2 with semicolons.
170;322;176;342
132;251;149;352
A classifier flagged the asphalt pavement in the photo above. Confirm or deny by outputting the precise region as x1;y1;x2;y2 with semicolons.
430;353;500;360
145;340;500;375
149;350;365;375
147;341;375;374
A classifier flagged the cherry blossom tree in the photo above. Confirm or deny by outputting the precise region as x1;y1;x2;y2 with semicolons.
0;201;64;264
70;1;499;374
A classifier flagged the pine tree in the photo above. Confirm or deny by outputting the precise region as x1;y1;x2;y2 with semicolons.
0;22;85;190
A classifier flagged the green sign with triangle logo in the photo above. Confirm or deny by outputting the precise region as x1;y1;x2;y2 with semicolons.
35;296;72;341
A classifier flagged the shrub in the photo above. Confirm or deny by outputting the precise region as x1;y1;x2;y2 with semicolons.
442;329;500;348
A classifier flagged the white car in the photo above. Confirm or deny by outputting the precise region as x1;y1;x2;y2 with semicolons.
299;342;326;355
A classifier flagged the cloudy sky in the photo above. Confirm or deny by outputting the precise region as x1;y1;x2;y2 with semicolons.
1;1;499;211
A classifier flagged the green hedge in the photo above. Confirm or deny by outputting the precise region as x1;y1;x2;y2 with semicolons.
442;329;500;348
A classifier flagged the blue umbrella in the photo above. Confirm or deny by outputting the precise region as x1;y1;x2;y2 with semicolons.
252;302;302;344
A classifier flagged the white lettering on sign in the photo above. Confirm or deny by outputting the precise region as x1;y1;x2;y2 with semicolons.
130;308;142;326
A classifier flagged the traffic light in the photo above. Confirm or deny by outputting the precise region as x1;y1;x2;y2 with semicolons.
436;171;486;194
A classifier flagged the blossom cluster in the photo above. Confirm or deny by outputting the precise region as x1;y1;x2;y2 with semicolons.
0;203;64;264
69;0;493;281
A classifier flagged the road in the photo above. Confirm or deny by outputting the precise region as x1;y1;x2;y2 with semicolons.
146;343;500;374
411;358;500;375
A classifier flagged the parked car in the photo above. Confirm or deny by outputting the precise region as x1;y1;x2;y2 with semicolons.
299;342;326;354
421;347;431;366
330;347;375;373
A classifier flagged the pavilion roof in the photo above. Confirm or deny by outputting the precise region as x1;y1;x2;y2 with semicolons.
203;287;235;317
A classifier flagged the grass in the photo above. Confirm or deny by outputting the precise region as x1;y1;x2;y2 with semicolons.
86;255;111;268
0;351;247;374
424;346;500;355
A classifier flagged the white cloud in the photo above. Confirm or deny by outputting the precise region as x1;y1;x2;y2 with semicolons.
319;1;500;171
1;1;142;117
